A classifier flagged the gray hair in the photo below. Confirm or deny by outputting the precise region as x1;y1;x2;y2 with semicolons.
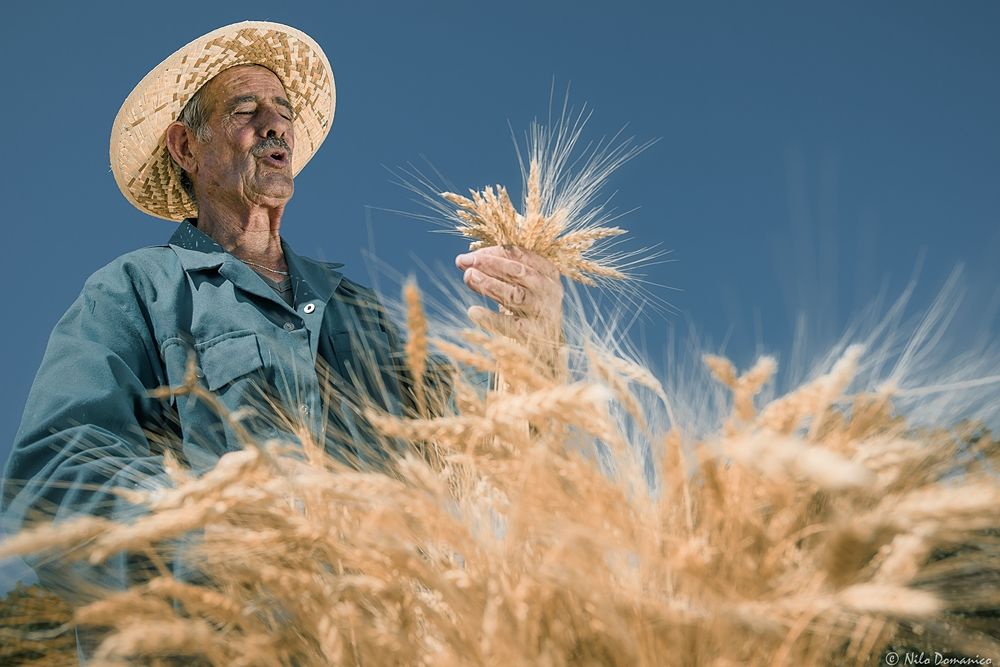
174;85;214;203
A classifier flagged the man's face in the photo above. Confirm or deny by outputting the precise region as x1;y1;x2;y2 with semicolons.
190;64;296;209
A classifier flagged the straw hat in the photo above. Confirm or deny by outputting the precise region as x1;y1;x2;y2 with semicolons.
110;21;335;222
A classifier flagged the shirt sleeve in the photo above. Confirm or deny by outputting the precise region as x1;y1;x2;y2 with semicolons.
1;262;173;593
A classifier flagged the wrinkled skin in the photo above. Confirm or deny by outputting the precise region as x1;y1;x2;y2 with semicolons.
456;245;564;350
176;66;295;210
165;64;294;273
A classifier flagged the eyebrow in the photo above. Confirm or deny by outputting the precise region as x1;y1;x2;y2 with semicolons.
226;94;295;115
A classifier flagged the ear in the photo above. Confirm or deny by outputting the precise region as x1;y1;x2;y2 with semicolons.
165;121;199;175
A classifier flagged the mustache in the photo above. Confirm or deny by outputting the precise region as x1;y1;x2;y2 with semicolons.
251;136;292;158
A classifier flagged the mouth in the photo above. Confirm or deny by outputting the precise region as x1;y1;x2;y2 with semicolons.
260;148;289;169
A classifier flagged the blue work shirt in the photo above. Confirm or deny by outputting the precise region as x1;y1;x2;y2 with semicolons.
2;220;414;549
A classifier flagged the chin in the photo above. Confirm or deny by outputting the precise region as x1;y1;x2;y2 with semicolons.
253;179;294;204
260;193;293;208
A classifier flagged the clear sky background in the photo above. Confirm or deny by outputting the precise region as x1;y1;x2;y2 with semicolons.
0;2;997;587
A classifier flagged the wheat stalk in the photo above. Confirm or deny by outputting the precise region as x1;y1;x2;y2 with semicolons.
404;279;429;417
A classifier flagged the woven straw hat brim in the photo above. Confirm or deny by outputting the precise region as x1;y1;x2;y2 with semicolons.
110;21;335;222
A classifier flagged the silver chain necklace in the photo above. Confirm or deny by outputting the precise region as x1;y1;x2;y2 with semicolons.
237;256;291;277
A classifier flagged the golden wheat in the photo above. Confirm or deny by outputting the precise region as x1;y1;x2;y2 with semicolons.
3;123;999;666
442;159;630;286
7;297;996;665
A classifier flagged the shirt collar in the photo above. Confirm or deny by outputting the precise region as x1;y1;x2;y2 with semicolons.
283;238;344;305
168;219;228;271
168;219;345;304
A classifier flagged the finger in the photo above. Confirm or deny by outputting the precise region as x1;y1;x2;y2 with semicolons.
464;268;529;313
459;245;560;281
460;258;562;313
466;252;546;291
501;245;560;281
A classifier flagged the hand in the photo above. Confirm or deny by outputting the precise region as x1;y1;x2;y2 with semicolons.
455;245;564;337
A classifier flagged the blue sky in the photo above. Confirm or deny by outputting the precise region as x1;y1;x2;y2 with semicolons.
0;2;997;583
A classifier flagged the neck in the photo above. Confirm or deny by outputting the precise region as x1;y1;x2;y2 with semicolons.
195;199;287;271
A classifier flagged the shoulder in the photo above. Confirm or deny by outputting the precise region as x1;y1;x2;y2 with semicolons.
337;275;379;302
87;245;182;283
335;275;393;324
83;245;183;296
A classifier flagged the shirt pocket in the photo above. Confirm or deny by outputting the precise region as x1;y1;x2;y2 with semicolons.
332;328;394;380
195;330;264;391
332;328;390;360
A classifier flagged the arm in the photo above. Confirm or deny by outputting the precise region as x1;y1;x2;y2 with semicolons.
2;264;173;592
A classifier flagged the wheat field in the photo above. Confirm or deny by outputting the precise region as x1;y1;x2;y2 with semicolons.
1;114;998;666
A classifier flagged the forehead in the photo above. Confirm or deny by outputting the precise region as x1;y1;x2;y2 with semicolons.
200;64;288;106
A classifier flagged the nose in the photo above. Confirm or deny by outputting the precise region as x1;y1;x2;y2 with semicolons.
258;104;293;143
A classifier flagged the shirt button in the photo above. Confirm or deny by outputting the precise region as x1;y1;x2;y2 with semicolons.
303;303;316;314
283;322;296;332
299;404;310;415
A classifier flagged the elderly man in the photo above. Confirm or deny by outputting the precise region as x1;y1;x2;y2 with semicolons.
2;22;561;572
